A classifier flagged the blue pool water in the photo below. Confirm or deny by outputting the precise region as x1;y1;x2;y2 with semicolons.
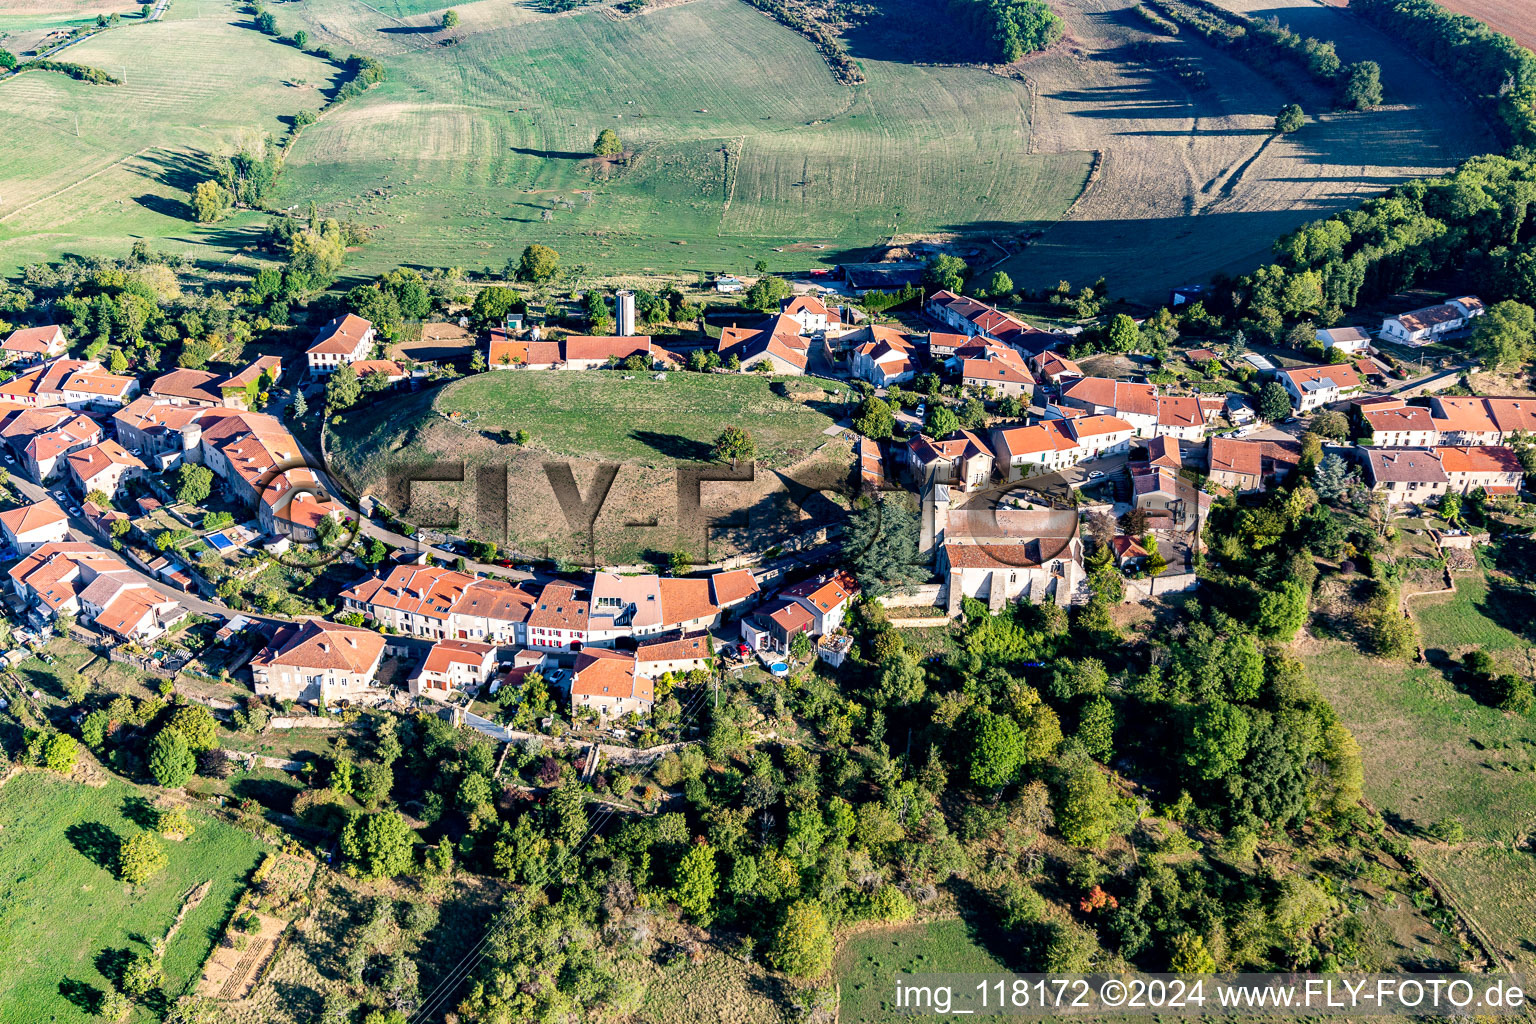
770;662;789;676
207;532;234;551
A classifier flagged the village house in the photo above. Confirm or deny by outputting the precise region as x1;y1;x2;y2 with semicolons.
991;421;1081;478
66;440;146;500
350;359;409;388
251;618;387;704
1130;462;1212;531
962;348;1035;398
1207;437;1301;493
780;570;857;635
903;429;994;492
218;356;283;410
1429;396;1536;445
1;325;68;366
340;563;536;643
0;359;139;411
1316;326;1372;355
1361;402;1439;447
306;314;376;375
1277;364;1364;413
778;293;843;335
1361;448;1449;506
717;315;809;374
1225;393;1255;426
1029;350;1084;386
634;631;713;677
588;572;667;644
937;508;1083;609
924;290;1053;353
857;435;886;493
8;541;135;627
79;573;184;642
740;599;814;655
1058;377;1159;436
1145;434;1183;469
1110;535;1150;570
11;410;101;482
528;581;590;650
1380;296;1484;346
562;335;653;371
1435;446;1523;496
409;639;496;700
0;499;70;555
1154;396;1206;441
148;368;227;407
570;647;653;719
848;326;920;386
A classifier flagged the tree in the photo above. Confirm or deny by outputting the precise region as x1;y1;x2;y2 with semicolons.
852;396;895;440
120;950;164;998
1469;300;1536;370
987;270;1014;298
516;243;560;283
1169;931;1218;972
340;810;417;879
175;463;213;506
43;732;78;773
1185;701;1251;781
1342;61;1383;110
441;8;459;28
924;254;968;293
0;50;16;72
593;128;623;156
842;493;928;596
148;727;196;788
191;180;231;224
118;830;168;884
326;362;362;410
168;704;219;752
292;28;309;47
157;806;196;838
292;391;308;419
672;840;719;924
1055;754;1115;849
1274;103;1305;134
1311;409;1349;440
967;711;1027;790
926;404;960;438
99;990;131;1022
744;275;792;312
1313;453;1353;501
1256;381;1292;423
770;900;833;978
1106;313;1139;353
1076;696;1115;762
711;426;755;468
669;549;693;576
255;10;278;34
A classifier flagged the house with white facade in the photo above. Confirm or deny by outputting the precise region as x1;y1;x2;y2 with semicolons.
1058;377;1159;436
251;618;387;704
306;314;376;375
1380;296;1483;346
1277;364;1364;413
0;499;70;556
410;639;496;699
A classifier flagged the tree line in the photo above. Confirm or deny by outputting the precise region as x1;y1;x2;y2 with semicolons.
1352;0;1536;147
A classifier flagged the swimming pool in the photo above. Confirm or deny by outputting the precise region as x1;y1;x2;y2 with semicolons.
206;532;234;551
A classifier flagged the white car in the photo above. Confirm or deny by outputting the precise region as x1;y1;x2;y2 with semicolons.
1087;470;1104;479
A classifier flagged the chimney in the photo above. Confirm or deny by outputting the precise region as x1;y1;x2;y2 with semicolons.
616;291;636;338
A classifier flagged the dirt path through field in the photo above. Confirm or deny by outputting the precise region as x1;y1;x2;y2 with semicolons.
1003;0;1497;303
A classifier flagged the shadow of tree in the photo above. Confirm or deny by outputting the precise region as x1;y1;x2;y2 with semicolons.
629;430;713;462
58;977;103;1015
66;821;120;872
93;947;133;988
122;795;159;830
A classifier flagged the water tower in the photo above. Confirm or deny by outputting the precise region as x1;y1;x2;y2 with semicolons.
616;290;636;337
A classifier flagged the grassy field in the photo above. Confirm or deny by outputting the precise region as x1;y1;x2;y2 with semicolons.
1411;573;1531;659
0;1;340;273
0;772;264;1023
837;919;1014;1023
278;0;1092;277
324;370;858;562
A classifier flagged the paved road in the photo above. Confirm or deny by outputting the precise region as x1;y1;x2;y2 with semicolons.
147;0;170;20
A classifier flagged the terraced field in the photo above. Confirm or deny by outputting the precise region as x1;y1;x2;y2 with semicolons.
0;2;339;272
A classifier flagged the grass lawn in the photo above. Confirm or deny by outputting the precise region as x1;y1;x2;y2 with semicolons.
1305;642;1536;843
1411;573;1530;658
0;0;341;273
427;370;853;467
0;771;264;1023
837;919;1015;1023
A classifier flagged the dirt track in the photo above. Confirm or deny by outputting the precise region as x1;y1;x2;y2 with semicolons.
1003;0;1499;303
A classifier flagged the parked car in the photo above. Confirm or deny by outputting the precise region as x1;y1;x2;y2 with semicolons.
1087;470;1104;479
